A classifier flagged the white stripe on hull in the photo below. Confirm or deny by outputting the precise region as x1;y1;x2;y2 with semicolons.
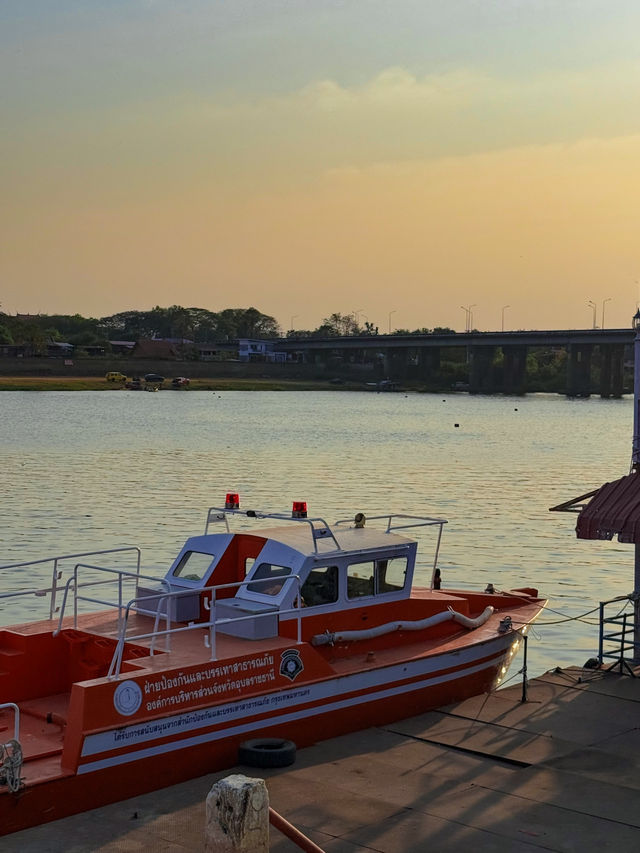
79;633;516;774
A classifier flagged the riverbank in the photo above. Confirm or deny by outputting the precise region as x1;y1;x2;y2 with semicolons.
0;376;372;392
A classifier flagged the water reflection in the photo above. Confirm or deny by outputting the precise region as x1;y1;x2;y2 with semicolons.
0;390;634;677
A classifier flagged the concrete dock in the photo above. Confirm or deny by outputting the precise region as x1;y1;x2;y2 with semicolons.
4;664;640;851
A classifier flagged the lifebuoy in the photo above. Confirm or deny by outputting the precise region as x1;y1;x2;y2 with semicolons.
238;738;296;768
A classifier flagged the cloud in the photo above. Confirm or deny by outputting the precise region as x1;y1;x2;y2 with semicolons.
5;57;640;206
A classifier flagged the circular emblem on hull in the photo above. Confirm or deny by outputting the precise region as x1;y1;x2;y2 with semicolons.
113;680;143;716
280;649;304;681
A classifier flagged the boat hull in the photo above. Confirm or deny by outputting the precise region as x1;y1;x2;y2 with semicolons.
0;628;521;836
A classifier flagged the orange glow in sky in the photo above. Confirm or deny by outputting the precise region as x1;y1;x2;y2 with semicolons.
2;2;640;333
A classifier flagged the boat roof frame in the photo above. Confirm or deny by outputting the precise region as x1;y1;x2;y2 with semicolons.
205;507;448;555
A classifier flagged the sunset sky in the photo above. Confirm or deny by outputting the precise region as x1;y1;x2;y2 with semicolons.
2;1;640;333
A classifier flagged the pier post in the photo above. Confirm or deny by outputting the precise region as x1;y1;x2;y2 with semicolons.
205;774;269;853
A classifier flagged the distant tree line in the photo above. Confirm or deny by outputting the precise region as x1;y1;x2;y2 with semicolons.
0;306;281;351
286;312;455;338
0;306;457;352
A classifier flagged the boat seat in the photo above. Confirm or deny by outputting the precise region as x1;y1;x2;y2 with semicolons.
301;567;338;607
347;575;374;598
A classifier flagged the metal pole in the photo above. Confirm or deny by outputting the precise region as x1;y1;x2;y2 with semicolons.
633;311;640;662
520;634;528;703
633;313;640;469
635;546;640;663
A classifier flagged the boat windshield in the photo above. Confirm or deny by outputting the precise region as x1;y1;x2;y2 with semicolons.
172;550;215;581
246;562;292;596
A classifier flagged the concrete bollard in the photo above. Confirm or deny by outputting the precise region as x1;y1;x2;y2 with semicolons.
205;774;269;852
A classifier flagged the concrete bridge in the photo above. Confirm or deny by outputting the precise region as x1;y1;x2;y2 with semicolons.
278;328;634;397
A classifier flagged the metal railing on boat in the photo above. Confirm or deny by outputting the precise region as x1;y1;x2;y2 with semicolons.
52;566;304;679
53;563;172;634
107;579;304;679
0;703;22;793
0;547;142;620
205;506;342;552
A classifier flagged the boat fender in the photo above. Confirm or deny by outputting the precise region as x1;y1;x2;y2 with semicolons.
238;738;296;769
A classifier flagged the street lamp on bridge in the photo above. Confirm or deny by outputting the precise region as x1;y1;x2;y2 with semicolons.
501;305;510;332
460;304;476;332
388;310;396;334
587;300;597;329
601;298;612;329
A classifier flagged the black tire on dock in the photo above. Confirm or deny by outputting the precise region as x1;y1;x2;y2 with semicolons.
238;738;296;768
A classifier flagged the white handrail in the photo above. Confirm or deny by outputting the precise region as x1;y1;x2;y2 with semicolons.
0;548;142;620
0;704;20;742
205;507;341;552
106;574;304;679
53;565;171;635
334;513;448;533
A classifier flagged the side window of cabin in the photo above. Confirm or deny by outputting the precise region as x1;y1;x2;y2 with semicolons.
347;557;408;599
375;557;407;592
301;565;338;607
172;551;215;581
347;562;374;599
246;563;291;596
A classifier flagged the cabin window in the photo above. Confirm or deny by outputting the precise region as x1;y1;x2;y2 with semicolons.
172;551;215;581
375;557;407;592
347;562;374;598
246;563;292;596
301;566;338;607
347;557;407;599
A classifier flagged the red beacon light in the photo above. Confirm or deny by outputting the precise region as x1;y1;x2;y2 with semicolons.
225;493;240;510
292;501;308;518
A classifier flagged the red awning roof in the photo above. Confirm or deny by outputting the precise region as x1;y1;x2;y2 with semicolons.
570;473;640;543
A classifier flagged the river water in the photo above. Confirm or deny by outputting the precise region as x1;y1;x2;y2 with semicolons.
0;389;635;679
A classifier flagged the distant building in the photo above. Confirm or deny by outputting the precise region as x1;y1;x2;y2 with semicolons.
131;339;179;359
109;341;136;355
46;341;74;356
193;342;235;361
237;339;286;363
0;344;27;358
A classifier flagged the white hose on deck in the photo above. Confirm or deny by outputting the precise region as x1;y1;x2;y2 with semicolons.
311;605;495;646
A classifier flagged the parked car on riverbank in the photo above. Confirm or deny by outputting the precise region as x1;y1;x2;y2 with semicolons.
105;371;126;382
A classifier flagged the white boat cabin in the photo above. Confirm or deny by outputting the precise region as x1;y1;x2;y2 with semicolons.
136;500;446;640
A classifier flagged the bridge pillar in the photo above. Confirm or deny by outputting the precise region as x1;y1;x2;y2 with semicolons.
599;344;624;398
385;347;409;380
469;346;496;393
502;345;528;395
417;347;440;381
566;344;593;397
